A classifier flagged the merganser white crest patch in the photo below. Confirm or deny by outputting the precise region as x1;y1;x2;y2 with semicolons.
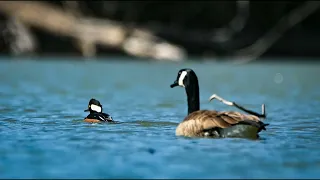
91;104;102;112
178;71;187;87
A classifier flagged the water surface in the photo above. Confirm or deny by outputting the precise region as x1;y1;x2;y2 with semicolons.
0;59;320;178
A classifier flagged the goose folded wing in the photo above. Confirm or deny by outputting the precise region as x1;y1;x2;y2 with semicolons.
216;111;267;131
181;110;266;136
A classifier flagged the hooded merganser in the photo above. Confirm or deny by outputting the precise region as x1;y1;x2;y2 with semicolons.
84;98;114;123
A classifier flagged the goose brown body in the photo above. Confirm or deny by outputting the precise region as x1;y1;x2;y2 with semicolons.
176;110;265;137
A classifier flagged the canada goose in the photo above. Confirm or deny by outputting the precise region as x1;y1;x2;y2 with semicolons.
84;98;114;123
170;68;268;139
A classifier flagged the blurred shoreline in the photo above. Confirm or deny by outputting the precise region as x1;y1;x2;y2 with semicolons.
0;1;320;63
1;56;319;65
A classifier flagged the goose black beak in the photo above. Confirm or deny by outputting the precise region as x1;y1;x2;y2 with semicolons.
84;109;90;112
170;81;178;88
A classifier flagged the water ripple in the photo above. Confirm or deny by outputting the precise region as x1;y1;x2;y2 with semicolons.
0;60;319;178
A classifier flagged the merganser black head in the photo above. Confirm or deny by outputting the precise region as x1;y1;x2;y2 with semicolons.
84;98;103;113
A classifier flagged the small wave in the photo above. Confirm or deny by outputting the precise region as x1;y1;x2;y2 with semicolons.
128;120;178;127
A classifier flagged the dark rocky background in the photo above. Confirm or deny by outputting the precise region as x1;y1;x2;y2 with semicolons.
0;1;319;61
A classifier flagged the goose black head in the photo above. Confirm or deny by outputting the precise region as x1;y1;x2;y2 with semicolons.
170;68;200;114
170;68;198;89
84;98;103;113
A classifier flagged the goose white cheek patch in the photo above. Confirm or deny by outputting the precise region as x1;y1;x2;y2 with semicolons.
91;104;102;113
178;71;187;87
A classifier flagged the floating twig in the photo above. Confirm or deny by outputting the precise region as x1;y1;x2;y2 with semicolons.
209;94;266;118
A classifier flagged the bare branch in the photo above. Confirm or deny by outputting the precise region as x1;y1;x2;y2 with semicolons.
230;1;320;64
209;94;266;118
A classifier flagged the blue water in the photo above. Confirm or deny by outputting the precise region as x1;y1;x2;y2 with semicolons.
0;59;320;178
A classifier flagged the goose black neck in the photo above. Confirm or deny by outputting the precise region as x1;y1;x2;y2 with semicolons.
185;73;200;114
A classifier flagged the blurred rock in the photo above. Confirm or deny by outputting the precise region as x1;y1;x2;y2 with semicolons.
2;17;36;56
0;1;319;61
